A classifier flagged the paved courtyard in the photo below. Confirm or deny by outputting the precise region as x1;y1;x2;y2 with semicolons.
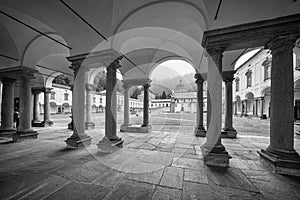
0;111;300;200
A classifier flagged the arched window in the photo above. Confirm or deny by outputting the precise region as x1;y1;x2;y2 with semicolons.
245;69;252;88
235;78;240;92
262;56;271;81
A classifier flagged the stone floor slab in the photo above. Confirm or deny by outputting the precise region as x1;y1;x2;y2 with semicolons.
205;166;258;193
103;179;155;200
172;157;204;170
184;168;208;184
182;181;216;200
159;166;184;189
152;186;182;200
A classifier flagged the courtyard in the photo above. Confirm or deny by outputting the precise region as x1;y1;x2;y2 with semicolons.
0;111;300;200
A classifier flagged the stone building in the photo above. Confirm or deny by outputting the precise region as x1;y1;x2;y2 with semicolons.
233;45;300;118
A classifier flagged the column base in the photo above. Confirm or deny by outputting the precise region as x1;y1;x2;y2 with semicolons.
97;136;124;153
221;128;237;138
202;144;231;167
0;128;16;137
13;129;38;141
194;126;206;137
260;114;267;119
32;120;44;127
42;120;53;127
258;149;300;176
121;124;151;133
85;122;95;130
65;134;92;148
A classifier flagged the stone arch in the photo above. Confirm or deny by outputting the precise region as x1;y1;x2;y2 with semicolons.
21;32;70;69
113;0;208;35
45;72;62;88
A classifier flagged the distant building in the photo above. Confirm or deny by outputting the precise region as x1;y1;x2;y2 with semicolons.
172;80;207;113
233;46;300;118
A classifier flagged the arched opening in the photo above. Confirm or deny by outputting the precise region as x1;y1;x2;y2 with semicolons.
245;92;255;116
234;95;241;115
261;87;271;118
147;58;201;132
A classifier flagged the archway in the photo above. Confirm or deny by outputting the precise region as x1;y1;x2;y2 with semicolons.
245;92;255;116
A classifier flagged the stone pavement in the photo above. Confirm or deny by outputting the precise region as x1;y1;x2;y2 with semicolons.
0;125;300;200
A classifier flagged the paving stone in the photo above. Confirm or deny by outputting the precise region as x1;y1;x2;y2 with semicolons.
205;166;258;193
240;169;278;182
152;151;174;166
45;181;111;200
184;168;208;184
172;157;204;170
92;169;127;187
182;181;216;200
139;142;157;150
125;163;164;184
181;153;203;160
104;179;155;200
0;175;70;200
250;179;300;200
210;184;265;200
160;166;184;189
230;158;249;170
152;186;182;200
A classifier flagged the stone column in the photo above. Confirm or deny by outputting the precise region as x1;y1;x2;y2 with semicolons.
97;58;123;152
259;97;265;119
258;36;300;176
42;88;53;126
206;90;211;128
120;84;130;132
68;85;74;130
234;101;238;115
14;77;38;140
222;71;237;138
194;73;206;137
85;83;95;129
202;48;230;167
65;66;92;148
32;89;42;127
142;83;151;128
0;78;16;133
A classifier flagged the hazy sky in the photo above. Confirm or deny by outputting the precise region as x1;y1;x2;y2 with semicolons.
151;59;195;80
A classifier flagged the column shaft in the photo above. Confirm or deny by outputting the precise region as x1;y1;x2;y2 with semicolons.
0;78;15;132
203;49;230;167
43;88;53;126
123;86;130;126
32;91;41;122
85;84;95;129
15;77;38;140
142;84;150;127
105;63;120;140
194;73;206;136
258;36;300;176
66;66;92;147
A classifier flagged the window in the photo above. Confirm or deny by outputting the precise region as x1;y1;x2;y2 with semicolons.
51;92;55;100
64;93;69;101
100;98;102;103
245;69;252;88
235;78;240;92
262;56;271;81
93;97;96;103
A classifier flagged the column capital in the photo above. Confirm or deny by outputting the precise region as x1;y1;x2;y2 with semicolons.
194;73;206;84
0;77;17;84
107;56;123;69
143;83;151;88
44;87;53;93
32;87;43;94
266;35;298;54
85;83;95;91
222;71;235;83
